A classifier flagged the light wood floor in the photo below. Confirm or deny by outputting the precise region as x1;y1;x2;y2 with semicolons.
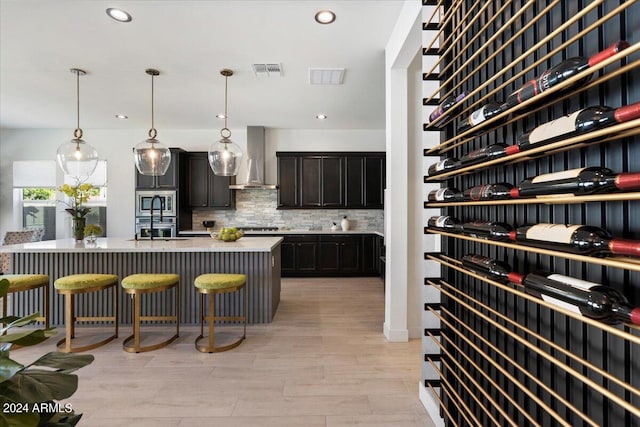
15;277;435;426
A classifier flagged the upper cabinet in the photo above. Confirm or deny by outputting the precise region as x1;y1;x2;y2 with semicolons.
183;152;235;209
277;152;385;209
135;148;183;189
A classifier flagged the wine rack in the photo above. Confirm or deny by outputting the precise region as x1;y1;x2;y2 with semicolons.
422;1;640;426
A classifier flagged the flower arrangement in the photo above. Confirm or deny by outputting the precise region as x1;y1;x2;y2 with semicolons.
59;181;94;218
84;224;102;237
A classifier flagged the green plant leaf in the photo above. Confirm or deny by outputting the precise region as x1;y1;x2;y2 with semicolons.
0;370;79;403
0;315;21;325
0;356;24;382
27;353;94;373
0;402;40;427
39;412;83;427
0;329;56;347
0;279;9;299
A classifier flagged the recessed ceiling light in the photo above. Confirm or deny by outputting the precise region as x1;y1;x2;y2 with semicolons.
316;114;328;120
115;114;128;119
106;8;132;22
216;114;227;119
315;10;336;24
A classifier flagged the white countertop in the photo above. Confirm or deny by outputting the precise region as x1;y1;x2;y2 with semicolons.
0;237;283;253
180;229;384;237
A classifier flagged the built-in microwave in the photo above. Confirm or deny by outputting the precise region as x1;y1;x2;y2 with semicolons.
135;190;177;217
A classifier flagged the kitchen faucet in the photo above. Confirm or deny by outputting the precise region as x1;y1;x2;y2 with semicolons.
149;195;164;240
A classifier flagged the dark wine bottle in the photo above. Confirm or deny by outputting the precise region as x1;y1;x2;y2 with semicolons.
516;167;640;197
427;216;463;233
462;183;517;201
502;41;630;110
429;92;467;123
462;221;513;241
458;143;510;167
514;102;640;152
509;223;640;257
427;158;460;176
509;272;640;325
461;254;513;283
428;188;462;202
457;101;504;133
463;254;640;325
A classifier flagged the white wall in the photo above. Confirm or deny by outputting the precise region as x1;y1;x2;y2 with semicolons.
0;127;384;239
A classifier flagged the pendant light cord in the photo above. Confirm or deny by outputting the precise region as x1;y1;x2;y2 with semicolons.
220;71;232;139
73;70;83;140
149;73;157;139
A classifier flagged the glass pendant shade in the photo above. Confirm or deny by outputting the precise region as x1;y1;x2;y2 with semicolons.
208;137;243;176
134;138;171;175
57;137;99;180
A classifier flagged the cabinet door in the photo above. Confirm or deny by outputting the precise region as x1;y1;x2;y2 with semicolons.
322;156;343;207
156;149;180;188
318;240;340;273
364;156;385;208
340;236;361;274
296;242;318;272
281;241;296;274
361;235;378;275
135;171;156;189
187;155;209;207
278;156;298;207
209;173;233;208
344;156;364;208
301;157;322;207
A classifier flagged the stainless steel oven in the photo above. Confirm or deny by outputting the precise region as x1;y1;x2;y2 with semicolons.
135;217;177;238
135;190;177;217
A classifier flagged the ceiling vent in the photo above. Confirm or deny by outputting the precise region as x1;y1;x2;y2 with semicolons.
309;68;345;85
251;63;282;77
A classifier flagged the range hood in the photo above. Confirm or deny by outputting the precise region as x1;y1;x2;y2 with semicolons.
229;126;278;190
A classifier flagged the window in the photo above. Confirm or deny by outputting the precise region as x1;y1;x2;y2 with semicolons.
22;188;56;240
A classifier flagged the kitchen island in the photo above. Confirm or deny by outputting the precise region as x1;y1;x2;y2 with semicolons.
1;237;282;325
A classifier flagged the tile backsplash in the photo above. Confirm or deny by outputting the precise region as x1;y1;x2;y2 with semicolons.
191;189;383;231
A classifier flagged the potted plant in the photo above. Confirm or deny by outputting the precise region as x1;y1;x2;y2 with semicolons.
0;278;94;426
58;180;94;241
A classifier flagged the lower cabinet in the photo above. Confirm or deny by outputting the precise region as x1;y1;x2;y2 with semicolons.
281;234;380;277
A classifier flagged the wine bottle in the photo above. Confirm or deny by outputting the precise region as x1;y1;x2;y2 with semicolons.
427;216;463;233
462;221;513;241
427;158;460;176
459;143;510;167
429;92;467;123
509;223;640;257
461;254;513;283
462;183;517;201
462;254;640;325
516;167;640;197
502;41;630;110
457;101;504;133
428;188;462;202
514;102;640;152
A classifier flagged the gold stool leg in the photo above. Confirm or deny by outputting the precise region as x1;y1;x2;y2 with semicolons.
65;293;73;353
134;292;141;352
209;291;215;352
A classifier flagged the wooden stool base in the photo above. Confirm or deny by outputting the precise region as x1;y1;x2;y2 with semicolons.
195;284;247;353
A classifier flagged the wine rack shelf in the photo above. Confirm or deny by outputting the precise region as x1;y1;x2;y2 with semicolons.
424;191;640;207
421;1;640;425
425;228;640;273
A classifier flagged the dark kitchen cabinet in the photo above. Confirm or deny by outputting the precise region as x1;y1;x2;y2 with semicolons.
361;234;379;275
277;156;298;208
281;234;378;277
184;152;235;209
277;152;384;209
135;147;182;189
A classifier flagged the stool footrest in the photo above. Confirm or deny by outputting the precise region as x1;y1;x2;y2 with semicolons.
56;333;118;353
123;333;179;353
195;334;245;353
75;316;117;322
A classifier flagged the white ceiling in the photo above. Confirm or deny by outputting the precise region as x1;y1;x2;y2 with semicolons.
0;0;404;131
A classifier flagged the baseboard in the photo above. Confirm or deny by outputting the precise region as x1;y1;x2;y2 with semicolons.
383;322;409;342
419;381;445;427
408;324;422;339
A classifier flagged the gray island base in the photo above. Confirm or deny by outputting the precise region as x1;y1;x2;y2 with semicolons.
1;237;282;325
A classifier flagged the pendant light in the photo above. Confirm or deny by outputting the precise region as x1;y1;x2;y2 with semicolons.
133;68;171;176
56;68;99;180
208;69;243;176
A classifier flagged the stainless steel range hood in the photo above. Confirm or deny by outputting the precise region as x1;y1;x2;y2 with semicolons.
229;126;278;190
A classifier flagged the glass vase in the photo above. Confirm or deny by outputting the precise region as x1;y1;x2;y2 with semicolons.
72;217;86;242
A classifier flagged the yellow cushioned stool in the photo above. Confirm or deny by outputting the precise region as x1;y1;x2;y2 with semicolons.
1;274;50;329
194;273;247;353
54;274;119;353
121;274;180;353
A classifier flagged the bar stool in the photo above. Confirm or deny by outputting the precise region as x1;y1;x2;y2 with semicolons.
194;273;247;353
121;274;180;353
1;274;50;328
54;274;119;353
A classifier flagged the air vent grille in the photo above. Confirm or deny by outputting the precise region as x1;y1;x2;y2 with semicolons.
252;63;282;77
309;68;345;85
